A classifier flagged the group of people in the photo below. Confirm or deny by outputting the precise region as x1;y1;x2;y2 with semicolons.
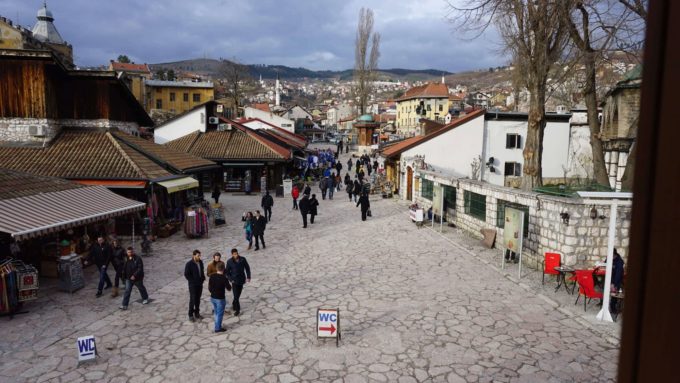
85;235;149;310
184;249;252;332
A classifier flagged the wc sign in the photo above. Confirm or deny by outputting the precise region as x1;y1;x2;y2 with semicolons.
76;335;97;363
317;308;341;346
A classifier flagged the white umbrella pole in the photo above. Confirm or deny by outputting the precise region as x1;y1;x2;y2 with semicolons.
596;200;617;322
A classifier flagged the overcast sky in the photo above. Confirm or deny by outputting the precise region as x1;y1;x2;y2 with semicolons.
1;0;508;72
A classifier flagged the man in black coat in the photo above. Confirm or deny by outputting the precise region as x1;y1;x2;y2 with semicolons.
226;248;251;316
261;191;274;221
357;192;371;221
120;247;149;310
184;249;205;322
87;235;112;297
252;210;267;250
299;194;311;228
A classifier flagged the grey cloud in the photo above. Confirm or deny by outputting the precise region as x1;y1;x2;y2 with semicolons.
1;0;507;71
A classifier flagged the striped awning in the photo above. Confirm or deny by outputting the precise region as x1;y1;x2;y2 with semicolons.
0;186;146;240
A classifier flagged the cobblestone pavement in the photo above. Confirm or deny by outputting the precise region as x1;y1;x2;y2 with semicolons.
0;148;619;383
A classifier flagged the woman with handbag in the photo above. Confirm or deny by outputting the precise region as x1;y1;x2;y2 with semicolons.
243;212;254;250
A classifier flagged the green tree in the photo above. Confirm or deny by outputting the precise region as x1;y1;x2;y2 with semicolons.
117;55;131;63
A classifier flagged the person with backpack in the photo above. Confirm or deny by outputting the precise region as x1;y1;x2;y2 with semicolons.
261;191;273;221
291;185;300;210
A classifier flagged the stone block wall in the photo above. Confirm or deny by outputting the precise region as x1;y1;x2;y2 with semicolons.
413;174;632;268
0;118;140;144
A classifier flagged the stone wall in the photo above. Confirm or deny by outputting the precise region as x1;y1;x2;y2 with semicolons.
413;173;632;268
0;118;140;144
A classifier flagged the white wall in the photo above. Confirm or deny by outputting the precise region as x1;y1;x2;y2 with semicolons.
243;107;295;132
287;106;313;121
153;107;206;144
482;118;572;185
402;113;485;179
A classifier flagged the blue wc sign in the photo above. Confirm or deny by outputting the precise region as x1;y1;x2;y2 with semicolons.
76;335;97;363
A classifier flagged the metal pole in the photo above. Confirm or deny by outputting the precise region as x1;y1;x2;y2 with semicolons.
131;216;135;251
597;200;617;322
518;211;525;279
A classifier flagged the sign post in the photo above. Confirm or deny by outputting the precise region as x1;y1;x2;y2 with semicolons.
76;335;97;365
317;308;341;347
502;207;525;279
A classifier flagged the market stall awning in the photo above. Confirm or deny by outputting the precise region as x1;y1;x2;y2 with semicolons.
0;186;146;241
157;177;199;193
73;180;147;188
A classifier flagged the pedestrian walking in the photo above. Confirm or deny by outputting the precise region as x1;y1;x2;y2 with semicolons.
346;178;354;201
310;194;319;224
87;235;112;298
345;138;350;153
252;210;267;250
347;158;353;172
358;168;365;181
243;212;254;250
119;247;149;310
206;252;225;278
328;174;335;200
110;239;125;298
208;262;231;333
211;185;221;204
299;193;310;228
320;177;328;200
184;249;205;322
292;185;300;210
261;190;274;221
304;183;311;196
335;162;343;177
226;248;251;317
338;139;344;154
353;179;361;202
357;192;371;221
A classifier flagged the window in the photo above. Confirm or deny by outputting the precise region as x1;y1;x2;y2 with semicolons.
421;179;434;200
183;93;189;102
439;104;443;112
193;93;201;102
155;99;162;109
427;104;432;111
506;133;522;149
504;162;522;176
443;185;456;210
170;92;176;102
464;191;486;221
496;200;529;237
155;88;161;93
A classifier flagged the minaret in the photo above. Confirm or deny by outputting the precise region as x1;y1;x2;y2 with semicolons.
441;73;445;85
275;73;281;107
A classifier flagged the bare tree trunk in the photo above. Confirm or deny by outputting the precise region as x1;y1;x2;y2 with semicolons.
521;84;546;190
620;141;635;190
583;49;610;186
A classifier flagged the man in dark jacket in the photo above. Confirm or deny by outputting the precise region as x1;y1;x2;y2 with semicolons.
335;162;343;178
88;235;112;297
261;191;274;221
120;247;149;310
252;210;267;250
319;177;328;200
357;192;371;221
309;194;319;224
208;262;231;332
303;183;311;196
226;248;251;316
299;194;311;228
184;249;205;322
328;173;336;200
110;239;125;298
353;179;361;202
347;158;353;172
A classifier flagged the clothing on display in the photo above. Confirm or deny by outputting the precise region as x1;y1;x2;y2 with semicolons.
184;206;209;238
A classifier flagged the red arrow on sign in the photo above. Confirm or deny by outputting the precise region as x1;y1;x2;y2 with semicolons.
319;323;336;334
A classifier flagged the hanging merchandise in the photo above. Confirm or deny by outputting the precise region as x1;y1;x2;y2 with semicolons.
184;206;209;238
1;258;38;317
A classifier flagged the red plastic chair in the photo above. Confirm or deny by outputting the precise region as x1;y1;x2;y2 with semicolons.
542;252;561;284
574;270;604;311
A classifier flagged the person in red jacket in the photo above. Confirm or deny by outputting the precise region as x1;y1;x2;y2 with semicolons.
292;185;300;210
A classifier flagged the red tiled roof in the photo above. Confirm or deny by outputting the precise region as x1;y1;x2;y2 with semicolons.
381;109;485;158
253;103;271;113
0;168;84;200
396;83;449;101
0;129;171;180
239;118;307;149
164;120;291;161
109;61;151;74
